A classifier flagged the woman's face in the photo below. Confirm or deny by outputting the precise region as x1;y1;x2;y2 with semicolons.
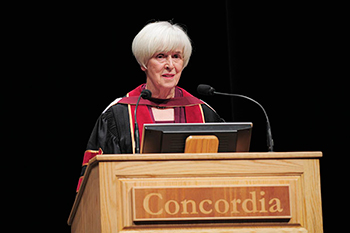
142;48;184;98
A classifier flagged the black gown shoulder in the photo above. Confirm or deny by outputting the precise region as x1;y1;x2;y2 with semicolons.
86;103;133;154
201;104;225;123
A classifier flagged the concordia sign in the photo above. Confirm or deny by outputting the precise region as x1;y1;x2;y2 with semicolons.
132;185;291;221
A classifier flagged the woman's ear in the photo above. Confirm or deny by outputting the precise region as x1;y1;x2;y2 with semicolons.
141;65;147;71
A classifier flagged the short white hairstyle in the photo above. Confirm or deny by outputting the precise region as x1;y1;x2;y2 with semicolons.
132;21;192;69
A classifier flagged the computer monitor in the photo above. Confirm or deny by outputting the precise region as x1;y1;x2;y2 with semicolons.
141;122;252;153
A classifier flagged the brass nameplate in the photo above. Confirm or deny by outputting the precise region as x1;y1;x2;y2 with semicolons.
132;185;291;221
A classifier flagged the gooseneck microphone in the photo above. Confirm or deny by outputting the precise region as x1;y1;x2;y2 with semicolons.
197;84;274;152
134;89;152;153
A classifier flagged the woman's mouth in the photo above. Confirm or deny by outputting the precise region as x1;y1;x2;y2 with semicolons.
162;74;175;79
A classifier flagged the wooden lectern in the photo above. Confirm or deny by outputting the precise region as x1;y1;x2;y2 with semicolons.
68;152;323;232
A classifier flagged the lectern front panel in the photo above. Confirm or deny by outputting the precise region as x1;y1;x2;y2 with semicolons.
68;152;323;233
116;159;310;231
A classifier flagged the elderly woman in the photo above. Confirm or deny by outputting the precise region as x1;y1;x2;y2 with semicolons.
76;21;223;191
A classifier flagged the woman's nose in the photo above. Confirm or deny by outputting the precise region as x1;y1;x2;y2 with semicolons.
165;56;174;69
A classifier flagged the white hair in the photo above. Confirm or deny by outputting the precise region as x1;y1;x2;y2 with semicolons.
132;21;192;69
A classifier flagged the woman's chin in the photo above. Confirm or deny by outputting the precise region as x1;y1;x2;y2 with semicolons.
160;78;179;89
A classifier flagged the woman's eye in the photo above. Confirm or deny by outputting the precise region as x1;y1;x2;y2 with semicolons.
156;54;165;59
173;54;182;59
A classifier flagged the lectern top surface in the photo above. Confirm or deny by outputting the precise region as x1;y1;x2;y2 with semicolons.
90;151;322;163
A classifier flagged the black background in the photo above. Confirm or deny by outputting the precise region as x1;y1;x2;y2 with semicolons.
7;1;345;231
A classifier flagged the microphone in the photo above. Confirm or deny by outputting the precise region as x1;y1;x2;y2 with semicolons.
197;84;274;152
134;89;152;153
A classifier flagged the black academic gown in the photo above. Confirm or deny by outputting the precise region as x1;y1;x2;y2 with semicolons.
87;103;224;154
76;85;224;192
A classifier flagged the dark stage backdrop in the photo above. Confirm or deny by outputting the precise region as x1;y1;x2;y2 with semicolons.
17;1;344;232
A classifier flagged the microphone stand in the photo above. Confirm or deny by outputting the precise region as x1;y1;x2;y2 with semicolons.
134;89;152;154
134;94;143;154
214;91;274;152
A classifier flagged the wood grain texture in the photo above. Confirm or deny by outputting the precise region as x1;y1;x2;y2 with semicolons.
184;135;219;153
68;152;323;233
132;185;292;221
91;151;322;161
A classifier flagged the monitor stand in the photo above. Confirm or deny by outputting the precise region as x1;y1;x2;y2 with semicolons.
184;135;219;153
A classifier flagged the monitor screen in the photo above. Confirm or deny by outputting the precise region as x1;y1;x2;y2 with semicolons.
141;122;252;153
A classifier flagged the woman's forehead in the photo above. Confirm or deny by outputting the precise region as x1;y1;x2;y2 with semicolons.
154;48;183;54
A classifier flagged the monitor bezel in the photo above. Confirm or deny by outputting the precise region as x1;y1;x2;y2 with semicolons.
140;122;252;154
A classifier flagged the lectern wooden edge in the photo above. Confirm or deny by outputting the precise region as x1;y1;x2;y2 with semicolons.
68;152;323;233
